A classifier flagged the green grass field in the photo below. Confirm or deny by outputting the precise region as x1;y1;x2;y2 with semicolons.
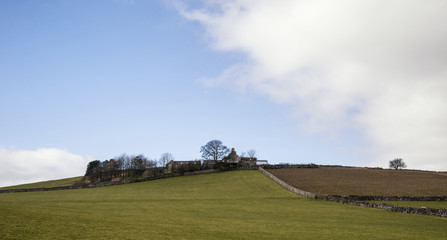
367;201;447;209
0;176;83;190
1;171;446;239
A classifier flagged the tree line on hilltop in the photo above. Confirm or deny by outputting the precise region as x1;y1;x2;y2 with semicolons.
84;153;161;182
83;139;257;183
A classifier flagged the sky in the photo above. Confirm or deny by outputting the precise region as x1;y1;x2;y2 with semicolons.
1;0;446;187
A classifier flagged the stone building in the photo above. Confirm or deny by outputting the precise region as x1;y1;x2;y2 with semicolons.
165;148;267;172
166;160;201;173
241;157;257;167
222;148;241;163
223;148;258;167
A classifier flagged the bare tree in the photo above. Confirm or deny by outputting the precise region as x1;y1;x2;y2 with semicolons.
159;152;174;168
121;154;132;177
389;158;407;170
247;149;257;158
114;156;124;177
200;140;230;161
142;158;159;178
146;159;157;168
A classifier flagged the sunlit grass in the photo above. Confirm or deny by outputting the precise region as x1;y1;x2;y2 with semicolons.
1;171;446;239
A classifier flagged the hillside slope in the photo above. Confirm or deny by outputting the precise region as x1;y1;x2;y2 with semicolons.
1;170;446;239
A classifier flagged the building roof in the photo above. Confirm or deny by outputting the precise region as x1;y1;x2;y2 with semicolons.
256;160;269;165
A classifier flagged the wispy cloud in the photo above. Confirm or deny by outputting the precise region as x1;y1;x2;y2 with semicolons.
176;0;447;170
0;148;92;187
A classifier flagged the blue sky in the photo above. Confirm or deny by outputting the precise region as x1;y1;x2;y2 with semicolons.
1;0;446;186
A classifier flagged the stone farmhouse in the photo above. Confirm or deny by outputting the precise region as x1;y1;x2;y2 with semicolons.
166;148;267;173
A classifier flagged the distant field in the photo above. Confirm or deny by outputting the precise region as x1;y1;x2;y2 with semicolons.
0;176;83;190
266;167;447;196
1;170;446;239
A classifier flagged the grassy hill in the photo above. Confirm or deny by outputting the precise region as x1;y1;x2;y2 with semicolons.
1;170;446;239
0;176;83;190
267;167;447;196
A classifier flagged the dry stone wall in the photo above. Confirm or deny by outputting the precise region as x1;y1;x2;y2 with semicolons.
258;167;316;198
263;164;318;169
339;195;447;201
237;166;259;170
259;167;446;218
317;195;447;218
0;169;218;194
183;169;217;175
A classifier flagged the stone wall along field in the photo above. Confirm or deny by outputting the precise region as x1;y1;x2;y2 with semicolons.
258;167;316;198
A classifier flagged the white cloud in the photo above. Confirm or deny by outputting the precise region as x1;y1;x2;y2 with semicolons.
177;0;447;170
0;148;92;187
